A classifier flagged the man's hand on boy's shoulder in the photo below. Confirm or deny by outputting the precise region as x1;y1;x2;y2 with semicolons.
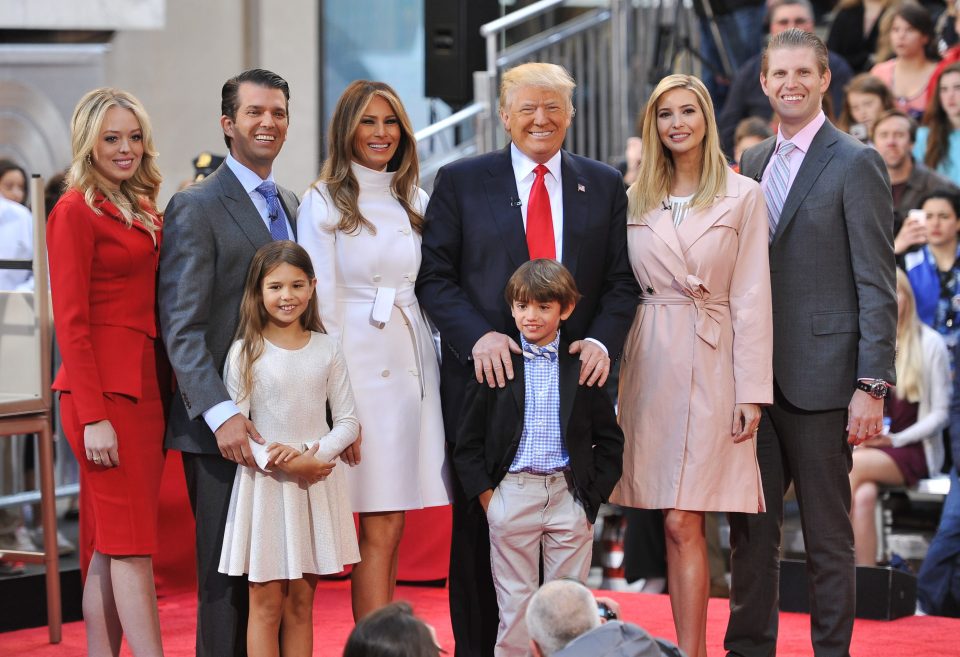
472;331;521;388
570;339;610;387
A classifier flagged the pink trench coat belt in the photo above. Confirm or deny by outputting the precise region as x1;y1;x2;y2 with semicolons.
638;275;728;349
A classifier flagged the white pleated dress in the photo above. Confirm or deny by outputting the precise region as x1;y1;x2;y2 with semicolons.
218;333;361;583
298;163;452;513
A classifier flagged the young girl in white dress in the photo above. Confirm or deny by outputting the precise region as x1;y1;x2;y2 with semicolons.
218;240;360;657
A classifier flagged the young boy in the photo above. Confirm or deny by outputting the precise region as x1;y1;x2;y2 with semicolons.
453;258;625;657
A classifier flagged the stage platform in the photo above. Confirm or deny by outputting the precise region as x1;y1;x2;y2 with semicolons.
2;578;958;656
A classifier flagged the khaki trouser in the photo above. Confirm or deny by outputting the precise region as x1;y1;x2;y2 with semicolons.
486;471;593;657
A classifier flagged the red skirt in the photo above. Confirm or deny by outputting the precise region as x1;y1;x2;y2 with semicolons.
60;338;168;556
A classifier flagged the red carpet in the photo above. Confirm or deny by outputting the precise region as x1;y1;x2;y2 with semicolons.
10;456;955;655
3;579;958;656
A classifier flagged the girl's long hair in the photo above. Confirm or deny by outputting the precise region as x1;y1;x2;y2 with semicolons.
628;74;727;218
922;62;960;171
895;268;924;403
313;80;422;235
67;87;162;241
233;241;325;401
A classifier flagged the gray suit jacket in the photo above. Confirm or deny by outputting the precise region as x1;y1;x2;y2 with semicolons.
740;120;897;411
159;163;298;454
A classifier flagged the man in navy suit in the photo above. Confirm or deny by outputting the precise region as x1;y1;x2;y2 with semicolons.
416;61;639;657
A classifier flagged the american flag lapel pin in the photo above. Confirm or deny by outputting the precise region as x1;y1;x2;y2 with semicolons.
577;183;586;193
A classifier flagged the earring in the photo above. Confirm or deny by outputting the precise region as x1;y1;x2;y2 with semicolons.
85;153;92;164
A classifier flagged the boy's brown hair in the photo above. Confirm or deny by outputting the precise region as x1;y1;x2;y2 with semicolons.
504;258;581;310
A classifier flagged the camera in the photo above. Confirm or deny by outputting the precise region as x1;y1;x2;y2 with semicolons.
597;601;618;621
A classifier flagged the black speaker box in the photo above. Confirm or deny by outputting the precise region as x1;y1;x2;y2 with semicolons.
779;558;917;620
0;566;82;631
424;0;501;107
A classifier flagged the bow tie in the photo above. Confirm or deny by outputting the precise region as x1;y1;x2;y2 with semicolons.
522;342;558;362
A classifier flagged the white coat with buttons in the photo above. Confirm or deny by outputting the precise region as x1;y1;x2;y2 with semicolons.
298;162;452;512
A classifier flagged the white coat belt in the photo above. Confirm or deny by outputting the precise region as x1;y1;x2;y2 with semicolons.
336;283;426;398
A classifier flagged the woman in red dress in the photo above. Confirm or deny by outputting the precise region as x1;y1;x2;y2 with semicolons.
47;88;168;657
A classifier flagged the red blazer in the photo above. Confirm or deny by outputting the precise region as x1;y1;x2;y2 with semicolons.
48;188;163;425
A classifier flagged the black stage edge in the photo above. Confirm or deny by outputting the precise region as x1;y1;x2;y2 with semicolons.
779;558;917;620
0;566;82;632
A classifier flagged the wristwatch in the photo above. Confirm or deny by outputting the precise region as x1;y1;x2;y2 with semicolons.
856;379;890;399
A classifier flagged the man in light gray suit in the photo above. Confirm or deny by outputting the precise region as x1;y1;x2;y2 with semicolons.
159;69;328;657
726;30;897;657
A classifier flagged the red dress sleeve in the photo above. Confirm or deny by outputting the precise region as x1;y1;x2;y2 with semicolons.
47;194;108;424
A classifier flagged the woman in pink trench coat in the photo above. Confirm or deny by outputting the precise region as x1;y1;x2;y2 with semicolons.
610;75;773;657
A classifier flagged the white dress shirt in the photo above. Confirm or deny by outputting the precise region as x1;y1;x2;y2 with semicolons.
224;153;294;237
511;144;564;259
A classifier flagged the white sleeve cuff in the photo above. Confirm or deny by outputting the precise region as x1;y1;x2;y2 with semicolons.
202;400;242;434
583;337;608;355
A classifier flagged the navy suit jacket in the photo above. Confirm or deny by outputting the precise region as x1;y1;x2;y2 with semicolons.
416;146;639;442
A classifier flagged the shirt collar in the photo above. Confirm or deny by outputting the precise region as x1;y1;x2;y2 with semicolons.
520;330;561;353
511;143;562;184
776;110;826;155
226;152;275;194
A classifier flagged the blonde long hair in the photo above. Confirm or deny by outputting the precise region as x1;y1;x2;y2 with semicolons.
628;75;728;218
66;88;162;240
233;241;325;402
895;268;924;403
314;80;421;235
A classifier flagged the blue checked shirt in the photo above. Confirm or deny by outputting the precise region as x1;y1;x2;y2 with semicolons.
509;332;569;473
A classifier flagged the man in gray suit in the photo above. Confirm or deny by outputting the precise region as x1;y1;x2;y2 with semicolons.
159;69;331;657
726;30;897;657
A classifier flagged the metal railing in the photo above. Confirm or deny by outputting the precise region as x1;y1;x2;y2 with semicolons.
416;0;700;186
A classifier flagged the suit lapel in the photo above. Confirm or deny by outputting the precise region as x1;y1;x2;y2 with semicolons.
676;188;735;250
638;205;686;266
560;151;587;278
279;190;298;240
213;164;273;249
558;348;579;440
511;352;525;416
744;137;776;183
94;195;158;244
772;123;837;245
484;147;527;269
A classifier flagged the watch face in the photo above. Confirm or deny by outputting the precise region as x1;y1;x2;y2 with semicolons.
860;381;888;398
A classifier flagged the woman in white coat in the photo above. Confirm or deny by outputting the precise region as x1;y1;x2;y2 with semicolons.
298;80;451;619
849;268;950;566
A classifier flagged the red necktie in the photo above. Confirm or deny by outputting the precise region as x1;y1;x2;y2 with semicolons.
526;164;555;259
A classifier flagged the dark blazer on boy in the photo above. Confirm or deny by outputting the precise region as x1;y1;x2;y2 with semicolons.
453;345;624;525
